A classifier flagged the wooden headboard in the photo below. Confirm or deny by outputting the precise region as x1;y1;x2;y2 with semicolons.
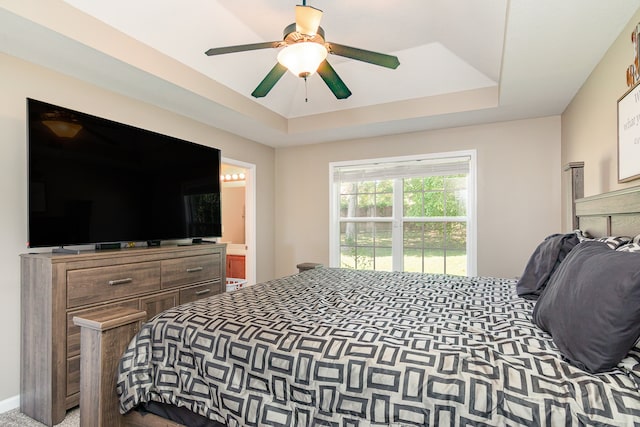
576;186;640;237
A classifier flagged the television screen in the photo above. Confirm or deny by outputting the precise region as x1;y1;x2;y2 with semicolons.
27;98;222;248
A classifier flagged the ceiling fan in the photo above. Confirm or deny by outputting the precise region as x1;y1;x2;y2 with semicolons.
204;1;400;100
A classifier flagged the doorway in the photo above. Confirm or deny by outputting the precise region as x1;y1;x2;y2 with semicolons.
221;159;256;286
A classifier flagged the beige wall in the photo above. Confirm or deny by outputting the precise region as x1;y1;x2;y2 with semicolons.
0;52;276;403
274;116;562;279
562;8;640;226
221;185;246;244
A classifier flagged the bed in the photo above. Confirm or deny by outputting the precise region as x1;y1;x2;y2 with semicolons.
74;184;640;427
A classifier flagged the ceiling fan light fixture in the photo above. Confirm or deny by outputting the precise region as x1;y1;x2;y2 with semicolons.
277;42;328;78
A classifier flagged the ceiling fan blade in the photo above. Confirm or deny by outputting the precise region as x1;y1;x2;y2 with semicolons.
295;4;323;36
327;43;400;69
251;63;288;98
205;41;280;56
316;60;352;99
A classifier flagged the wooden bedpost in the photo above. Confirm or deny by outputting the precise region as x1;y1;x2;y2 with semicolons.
564;161;584;230
73;307;147;427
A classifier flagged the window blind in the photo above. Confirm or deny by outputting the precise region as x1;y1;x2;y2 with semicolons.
333;155;471;182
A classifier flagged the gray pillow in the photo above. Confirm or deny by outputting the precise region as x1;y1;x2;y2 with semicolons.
532;241;640;373
516;233;579;300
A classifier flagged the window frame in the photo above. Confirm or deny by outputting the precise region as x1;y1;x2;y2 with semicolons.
329;150;477;276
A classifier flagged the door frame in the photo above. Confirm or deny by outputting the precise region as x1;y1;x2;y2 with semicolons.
221;157;256;286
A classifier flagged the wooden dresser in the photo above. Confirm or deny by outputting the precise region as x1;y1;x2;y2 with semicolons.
20;243;226;426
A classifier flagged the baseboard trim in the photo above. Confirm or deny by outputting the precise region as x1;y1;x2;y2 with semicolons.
0;395;19;414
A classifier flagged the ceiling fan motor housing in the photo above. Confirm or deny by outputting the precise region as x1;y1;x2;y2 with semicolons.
283;23;326;46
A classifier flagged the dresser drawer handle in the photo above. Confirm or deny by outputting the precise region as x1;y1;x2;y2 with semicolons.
186;267;204;273
195;289;211;296
108;278;133;286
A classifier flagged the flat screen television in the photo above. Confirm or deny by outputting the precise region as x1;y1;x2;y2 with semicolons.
27;98;222;249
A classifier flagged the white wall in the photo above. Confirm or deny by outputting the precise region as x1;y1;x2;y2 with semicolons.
274;116;562;279
0;52;276;404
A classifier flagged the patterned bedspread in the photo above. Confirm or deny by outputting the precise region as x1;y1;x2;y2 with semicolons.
117;268;640;426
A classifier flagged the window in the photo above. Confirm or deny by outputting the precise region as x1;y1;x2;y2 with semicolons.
330;151;476;276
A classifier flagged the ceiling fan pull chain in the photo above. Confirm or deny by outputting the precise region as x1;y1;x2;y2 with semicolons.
304;76;309;102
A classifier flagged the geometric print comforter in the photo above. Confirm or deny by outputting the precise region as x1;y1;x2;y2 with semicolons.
117;268;640;426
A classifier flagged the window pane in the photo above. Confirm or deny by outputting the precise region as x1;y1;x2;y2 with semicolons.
375;222;392;247
404;177;423;193
357;193;374;216
423;222;445;248
376;179;393;193
445;175;466;190
403;192;423;217
446;190;467;216
357;181;376;194
373;222;392;272
446;250;467;276
445;221;467;275
376;193;393;217
403;222;466;275
340;246;356;269
356;246;375;270
340;222;357;245
340;221;357;269
424;192;444;216
423;249;445;274
445;176;467;217
340;221;393;271
404;176;468;218
447;222;467;250
354;247;373;270
403;223;424;248
404;248;423;273
425;176;444;190
340;182;357;195
340;180;395;218
340;194;356;218
356;222;373;245
373;246;392;272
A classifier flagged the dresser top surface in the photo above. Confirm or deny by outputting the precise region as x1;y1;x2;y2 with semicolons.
21;243;227;263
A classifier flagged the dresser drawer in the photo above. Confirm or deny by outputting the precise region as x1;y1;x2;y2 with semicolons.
67;356;80;397
140;290;179;320
180;281;223;304
67;261;162;308
162;254;221;288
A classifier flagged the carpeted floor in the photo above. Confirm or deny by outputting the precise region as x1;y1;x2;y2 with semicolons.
0;408;79;426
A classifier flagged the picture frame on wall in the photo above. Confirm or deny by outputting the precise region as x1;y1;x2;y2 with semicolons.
618;83;640;182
